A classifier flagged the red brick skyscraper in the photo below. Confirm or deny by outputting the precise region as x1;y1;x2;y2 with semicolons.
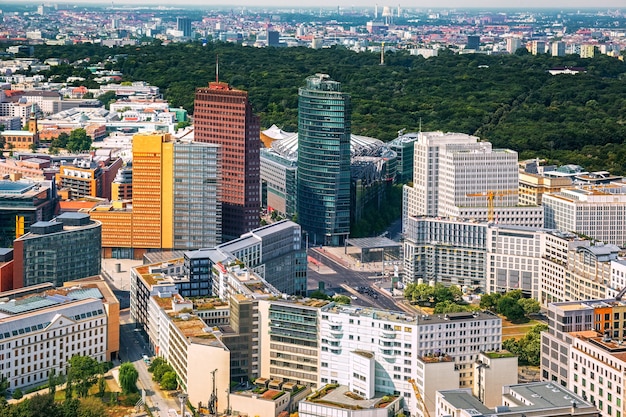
194;82;260;242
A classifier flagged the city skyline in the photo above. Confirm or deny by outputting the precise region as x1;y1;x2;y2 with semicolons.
12;0;626;9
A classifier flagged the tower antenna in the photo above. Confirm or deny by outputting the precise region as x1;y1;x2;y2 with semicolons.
216;54;219;83
419;117;422;133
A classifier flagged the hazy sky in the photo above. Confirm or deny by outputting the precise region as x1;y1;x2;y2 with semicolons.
17;0;626;9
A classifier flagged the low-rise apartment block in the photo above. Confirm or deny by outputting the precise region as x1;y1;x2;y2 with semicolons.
146;289;230;410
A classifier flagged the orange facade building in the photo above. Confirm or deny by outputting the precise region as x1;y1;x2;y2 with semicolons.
90;133;174;259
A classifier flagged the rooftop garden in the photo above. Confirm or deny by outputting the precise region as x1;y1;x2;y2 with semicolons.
375;395;398;409
483;350;516;359
421;353;454;363
307;384;339;401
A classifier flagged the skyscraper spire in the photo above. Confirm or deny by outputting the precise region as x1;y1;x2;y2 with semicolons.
216;54;219;83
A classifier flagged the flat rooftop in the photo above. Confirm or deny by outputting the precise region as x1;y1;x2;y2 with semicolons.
322;303;499;325
552;298;626;311
0;282;105;318
440;382;593;416
305;385;398;411
133;258;186;287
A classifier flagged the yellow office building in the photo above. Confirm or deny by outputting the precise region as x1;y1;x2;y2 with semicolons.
131;132;174;250
91;132;221;259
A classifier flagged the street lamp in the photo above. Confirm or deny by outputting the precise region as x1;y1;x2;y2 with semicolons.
178;392;188;417
225;388;231;415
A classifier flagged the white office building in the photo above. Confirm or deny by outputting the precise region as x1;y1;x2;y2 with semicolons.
403;216;548;297
542;297;626;417
543;185;626;247
0;280;119;393
487;225;544;299
404;131;542;228
402;216;488;289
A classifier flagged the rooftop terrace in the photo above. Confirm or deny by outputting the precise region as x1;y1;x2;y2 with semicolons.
323;303;497;325
305;384;399;411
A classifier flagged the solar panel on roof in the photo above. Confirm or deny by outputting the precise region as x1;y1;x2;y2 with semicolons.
66;288;103;300
0;296;57;314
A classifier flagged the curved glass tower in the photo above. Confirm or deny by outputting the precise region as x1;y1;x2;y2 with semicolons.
297;74;351;247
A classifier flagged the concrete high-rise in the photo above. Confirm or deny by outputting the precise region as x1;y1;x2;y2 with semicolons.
176;17;192;38
551;41;566;56
91;132;221;258
506;37;523;54
297;74;351;247
403;131;543;228
173;142;222;249
194;82;260;242
131;132;174;250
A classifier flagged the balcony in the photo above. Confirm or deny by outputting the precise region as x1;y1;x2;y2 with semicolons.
379;348;395;361
329;328;343;338
381;327;396;338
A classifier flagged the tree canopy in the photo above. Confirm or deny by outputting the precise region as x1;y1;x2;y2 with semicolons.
479;290;541;322
66;129;92;153
33;42;626;174
503;323;548;365
147;358;177;391
404;282;463;305
67;356;108;399
0;393;107;417
118;362;138;394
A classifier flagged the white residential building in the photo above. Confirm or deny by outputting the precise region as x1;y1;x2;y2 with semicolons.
21;91;62;115
317;304;502;417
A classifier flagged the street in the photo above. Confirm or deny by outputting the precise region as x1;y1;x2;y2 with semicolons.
119;310;180;416
307;247;401;312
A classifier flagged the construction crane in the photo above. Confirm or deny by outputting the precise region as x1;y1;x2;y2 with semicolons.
465;189;518;222
408;378;431;417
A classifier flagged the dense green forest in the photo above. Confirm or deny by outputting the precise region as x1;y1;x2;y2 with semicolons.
31;42;626;173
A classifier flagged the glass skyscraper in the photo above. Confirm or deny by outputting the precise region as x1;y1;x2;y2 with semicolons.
173;142;222;249
297;74;351;247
